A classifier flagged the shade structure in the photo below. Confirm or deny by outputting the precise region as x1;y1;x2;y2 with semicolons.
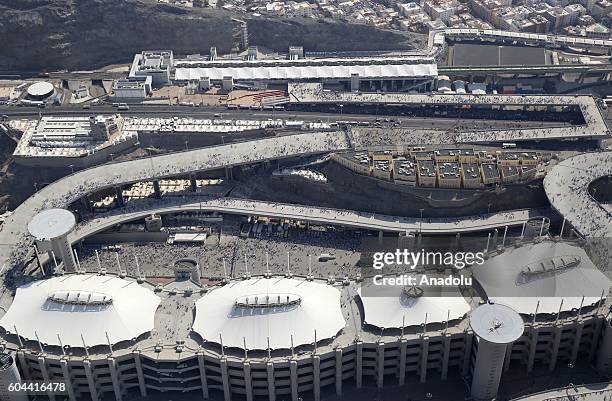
472;241;610;315
193;277;345;350
0;274;161;347
357;275;471;329
175;63;437;82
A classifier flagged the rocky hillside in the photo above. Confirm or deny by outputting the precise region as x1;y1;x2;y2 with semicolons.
0;0;424;70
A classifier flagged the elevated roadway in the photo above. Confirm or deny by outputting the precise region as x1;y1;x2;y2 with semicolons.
430;29;612;54
288;85;609;143
544;151;612;238
0;131;350;271
438;64;612;75
72;197;550;240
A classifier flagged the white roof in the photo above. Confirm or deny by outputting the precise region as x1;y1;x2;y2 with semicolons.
470;303;524;344
193;278;345;350
28;209;76;240
472;241;610;315
357;277;471;328
27;82;54;97
0;274;161;347
175;63;437;81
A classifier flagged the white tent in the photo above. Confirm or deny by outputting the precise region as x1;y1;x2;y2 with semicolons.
0;274;161;347
193;277;345;350
358;276;471;328
472;241;610;315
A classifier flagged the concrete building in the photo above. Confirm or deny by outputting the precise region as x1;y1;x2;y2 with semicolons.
112;78;152;100
417;159;437;187
128;51;173;86
0;263;608;401
171;52;438;92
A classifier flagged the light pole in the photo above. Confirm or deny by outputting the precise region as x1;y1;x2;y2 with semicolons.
419;208;424;233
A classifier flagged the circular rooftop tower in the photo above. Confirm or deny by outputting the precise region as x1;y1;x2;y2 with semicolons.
28;209;77;273
26;81;55;101
470;303;524;401
470;302;524;344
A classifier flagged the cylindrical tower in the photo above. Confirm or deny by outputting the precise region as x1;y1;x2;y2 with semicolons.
28;209;77;273
174;258;201;283
0;352;28;401
470;303;524;401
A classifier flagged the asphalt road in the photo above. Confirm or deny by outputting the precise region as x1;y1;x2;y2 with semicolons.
0;105;574;130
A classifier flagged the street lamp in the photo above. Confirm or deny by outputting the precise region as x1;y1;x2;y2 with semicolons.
419;208;424;233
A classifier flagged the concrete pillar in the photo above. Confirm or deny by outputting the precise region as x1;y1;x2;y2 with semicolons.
190;174;197;192
441;334;451;380
197;352;209;400
290;360;298;401
377;341;385;389
266;362;276;401
355;341;363;389
549;325;562;372
134;351;147;398
350;73;360;92
220;358;231;401
462;334;473;376
420;336;429;383
243;362;253;401
108;357;122;401
596;319;612;376
335;348;343;396
37;356;56;401
527;328;539;372
84;360;99;401
60;359;77;401
115;186;124;207
16;351;31;380
570;321;584;364
50;235;77;273
588;318;603;361
312;355;321;401
153;180;162;198
398;339;407;385
225;167;233;181
80;196;92;212
378;230;383;245
222;76;234;91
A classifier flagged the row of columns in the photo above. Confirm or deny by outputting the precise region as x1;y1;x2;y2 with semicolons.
17;318;609;401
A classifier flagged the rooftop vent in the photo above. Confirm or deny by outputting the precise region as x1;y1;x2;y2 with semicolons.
521;255;581;277
234;293;302;309
47;290;113;306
